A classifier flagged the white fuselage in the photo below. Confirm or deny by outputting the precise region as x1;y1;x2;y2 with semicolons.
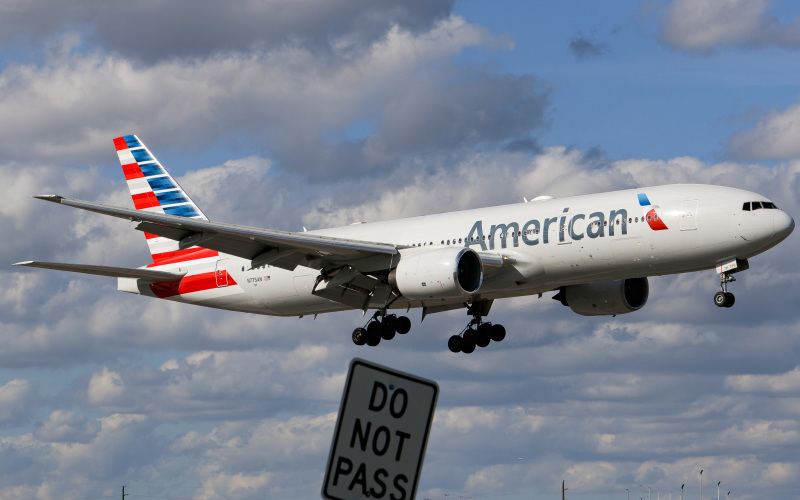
119;184;794;317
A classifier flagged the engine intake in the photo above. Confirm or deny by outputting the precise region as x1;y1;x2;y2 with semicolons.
553;277;649;316
389;247;483;300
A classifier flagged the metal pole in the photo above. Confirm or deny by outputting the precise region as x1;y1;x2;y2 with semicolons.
627;488;629;500
681;483;685;500
717;482;720;500
649;486;652;500
700;470;703;500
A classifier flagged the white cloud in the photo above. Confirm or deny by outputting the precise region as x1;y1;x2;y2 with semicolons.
0;379;37;425
660;0;800;51
34;410;100;444
728;100;800;160
725;366;800;393
0;15;544;178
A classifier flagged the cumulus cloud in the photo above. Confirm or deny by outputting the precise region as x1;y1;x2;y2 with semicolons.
0;379;37;425
660;0;800;51
727;99;800;160
0;15;545;179
0;0;455;62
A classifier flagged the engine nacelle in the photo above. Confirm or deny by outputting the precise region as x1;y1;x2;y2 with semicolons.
553;277;649;316
389;247;483;300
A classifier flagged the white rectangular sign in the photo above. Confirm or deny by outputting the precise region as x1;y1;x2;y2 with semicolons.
322;358;439;500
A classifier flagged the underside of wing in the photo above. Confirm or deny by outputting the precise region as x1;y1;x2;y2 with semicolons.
34;195;400;272
13;261;187;282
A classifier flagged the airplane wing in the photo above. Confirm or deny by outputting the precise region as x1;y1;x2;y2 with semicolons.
34;195;400;272
13;261;187;282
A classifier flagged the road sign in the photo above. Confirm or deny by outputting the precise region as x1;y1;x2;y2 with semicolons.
322;358;439;500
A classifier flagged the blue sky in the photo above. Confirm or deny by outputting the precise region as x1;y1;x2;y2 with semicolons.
1;1;800;499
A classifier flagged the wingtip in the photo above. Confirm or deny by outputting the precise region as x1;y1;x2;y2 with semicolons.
12;261;34;266
33;195;64;203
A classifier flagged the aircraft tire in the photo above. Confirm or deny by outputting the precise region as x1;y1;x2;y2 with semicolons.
380;322;396;341
476;324;492;347
724;292;735;308
448;335;463;353
352;327;367;346
714;291;728;307
366;322;382;346
382;315;397;333
396;316;412;334
461;338;476;354
490;324;506;342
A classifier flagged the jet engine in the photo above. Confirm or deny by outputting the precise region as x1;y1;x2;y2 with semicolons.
553;277;649;316
389;247;483;300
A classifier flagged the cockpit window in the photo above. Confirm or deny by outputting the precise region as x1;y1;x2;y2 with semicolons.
744;201;779;211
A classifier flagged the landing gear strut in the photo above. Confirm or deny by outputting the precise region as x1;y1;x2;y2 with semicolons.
448;300;505;354
352;310;411;347
714;272;736;308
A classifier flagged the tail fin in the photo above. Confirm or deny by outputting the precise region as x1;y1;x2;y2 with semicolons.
114;135;209;263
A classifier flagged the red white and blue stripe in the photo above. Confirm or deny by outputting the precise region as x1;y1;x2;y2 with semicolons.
114;135;210;262
637;193;668;231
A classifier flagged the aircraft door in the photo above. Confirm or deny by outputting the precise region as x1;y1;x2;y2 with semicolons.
681;200;699;231
215;258;230;287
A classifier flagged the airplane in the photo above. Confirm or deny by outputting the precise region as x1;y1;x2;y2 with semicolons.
14;135;795;353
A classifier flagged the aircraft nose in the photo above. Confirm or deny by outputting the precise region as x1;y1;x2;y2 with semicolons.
774;210;795;241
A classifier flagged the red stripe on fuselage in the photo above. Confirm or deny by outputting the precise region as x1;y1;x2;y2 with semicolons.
149;271;238;298
148;247;219;266
122;163;144;180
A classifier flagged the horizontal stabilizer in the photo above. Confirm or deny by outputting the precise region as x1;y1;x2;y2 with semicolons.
13;261;187;282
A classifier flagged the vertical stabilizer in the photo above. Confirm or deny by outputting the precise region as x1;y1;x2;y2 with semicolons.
114;135;209;263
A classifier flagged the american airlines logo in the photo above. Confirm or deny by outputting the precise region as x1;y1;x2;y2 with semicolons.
465;194;666;252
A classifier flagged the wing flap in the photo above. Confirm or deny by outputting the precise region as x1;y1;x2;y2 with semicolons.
13;261;187;282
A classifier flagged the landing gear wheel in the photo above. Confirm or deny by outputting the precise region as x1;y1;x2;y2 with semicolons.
380;321;396;341
461;338;476;354
724;292;735;308
396;316;411;334
382;315;397;333
366;322;382;346
448;335;463;353
714;291;730;308
476;324;492;348
352;327;367;346
490;324;506;342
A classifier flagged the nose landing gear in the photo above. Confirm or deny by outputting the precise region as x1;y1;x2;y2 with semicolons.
714;272;736;308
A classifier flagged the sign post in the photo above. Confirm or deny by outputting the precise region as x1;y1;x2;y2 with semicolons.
322;358;439;500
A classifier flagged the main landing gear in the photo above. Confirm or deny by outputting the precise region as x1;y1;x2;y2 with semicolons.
714;272;736;308
448;300;505;354
447;319;506;354
352;311;411;347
